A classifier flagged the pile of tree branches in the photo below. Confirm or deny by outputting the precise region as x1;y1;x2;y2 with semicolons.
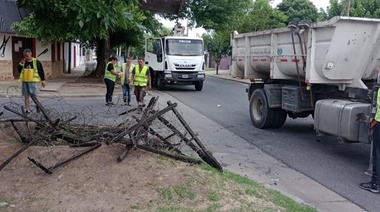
0;96;222;174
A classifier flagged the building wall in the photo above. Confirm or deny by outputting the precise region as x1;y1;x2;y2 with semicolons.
0;33;13;80
0;60;13;81
35;41;64;79
208;56;231;70
64;42;87;72
50;60;64;79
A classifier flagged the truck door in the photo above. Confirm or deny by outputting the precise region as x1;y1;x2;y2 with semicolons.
145;38;163;71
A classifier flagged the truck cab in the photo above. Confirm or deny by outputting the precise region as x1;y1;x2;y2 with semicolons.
145;36;205;91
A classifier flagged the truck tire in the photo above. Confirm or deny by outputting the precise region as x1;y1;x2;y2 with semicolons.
157;78;165;91
272;109;287;128
194;81;203;91
249;89;286;129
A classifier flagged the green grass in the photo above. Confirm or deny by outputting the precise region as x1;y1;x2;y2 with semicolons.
0;196;10;212
155;185;173;200
198;163;317;212
206;203;221;212
207;190;220;201
139;159;317;212
173;184;196;200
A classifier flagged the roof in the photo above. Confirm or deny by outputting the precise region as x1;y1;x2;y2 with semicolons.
138;0;185;15
0;0;31;33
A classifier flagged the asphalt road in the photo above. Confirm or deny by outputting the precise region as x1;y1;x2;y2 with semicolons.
163;77;376;212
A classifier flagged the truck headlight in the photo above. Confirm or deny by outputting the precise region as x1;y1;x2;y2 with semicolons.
197;74;205;79
165;74;172;78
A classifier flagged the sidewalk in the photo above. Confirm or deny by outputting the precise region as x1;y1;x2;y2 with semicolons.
206;69;251;84
0;65;109;98
0;66;365;212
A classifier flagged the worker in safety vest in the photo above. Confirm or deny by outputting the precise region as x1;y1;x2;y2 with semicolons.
130;57;151;107
120;57;135;106
17;49;46;114
360;76;380;193
104;56;120;106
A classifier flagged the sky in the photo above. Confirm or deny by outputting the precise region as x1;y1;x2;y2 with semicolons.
158;0;332;37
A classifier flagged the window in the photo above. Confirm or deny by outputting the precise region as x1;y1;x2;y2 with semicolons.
165;39;204;56
147;38;161;54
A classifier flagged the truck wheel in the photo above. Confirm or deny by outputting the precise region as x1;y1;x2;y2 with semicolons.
194;81;203;91
272;109;287;128
249;89;284;129
157;78;165;91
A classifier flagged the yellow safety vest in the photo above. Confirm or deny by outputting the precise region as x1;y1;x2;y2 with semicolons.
19;58;40;82
104;62;117;82
120;63;135;84
375;89;380;122
133;66;148;87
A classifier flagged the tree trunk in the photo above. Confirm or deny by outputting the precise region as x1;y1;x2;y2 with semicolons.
88;37;110;78
215;58;221;75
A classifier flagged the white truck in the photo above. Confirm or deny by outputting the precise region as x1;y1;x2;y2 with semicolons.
231;16;380;144
145;36;206;91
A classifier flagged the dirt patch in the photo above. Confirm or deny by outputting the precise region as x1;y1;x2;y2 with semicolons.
0;138;287;212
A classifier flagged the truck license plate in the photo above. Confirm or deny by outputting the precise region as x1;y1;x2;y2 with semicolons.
182;75;189;78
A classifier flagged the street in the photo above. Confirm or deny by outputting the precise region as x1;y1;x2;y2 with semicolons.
164;77;376;212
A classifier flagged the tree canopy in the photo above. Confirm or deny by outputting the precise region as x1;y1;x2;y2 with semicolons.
277;0;319;23
237;0;287;33
14;0;146;43
162;0;251;31
13;0;153;77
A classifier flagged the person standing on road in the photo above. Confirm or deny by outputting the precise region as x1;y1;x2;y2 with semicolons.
120;57;135;106
130;57;151;107
17;49;46;114
104;56;120;106
360;84;380;193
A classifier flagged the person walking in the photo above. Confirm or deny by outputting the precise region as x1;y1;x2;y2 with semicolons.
17;49;46;114
120;57;135;106
360;84;380;193
130;57;151;107
104;56;120;106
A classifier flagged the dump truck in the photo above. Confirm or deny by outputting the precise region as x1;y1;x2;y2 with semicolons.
231;16;380;144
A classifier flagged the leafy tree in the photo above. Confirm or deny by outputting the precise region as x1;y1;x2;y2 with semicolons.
325;0;380;19
162;0;251;31
277;0;319;23
325;0;343;19
347;0;380;18
317;8;329;21
13;0;146;78
238;0;287;33
203;30;230;74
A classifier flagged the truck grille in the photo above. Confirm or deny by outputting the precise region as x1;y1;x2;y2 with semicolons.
174;63;196;70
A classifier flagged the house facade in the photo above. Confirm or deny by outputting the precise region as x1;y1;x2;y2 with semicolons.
0;0;66;81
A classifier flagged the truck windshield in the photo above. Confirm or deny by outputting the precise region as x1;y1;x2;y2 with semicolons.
166;39;203;56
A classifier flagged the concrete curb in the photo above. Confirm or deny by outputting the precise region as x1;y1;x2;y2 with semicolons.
206;74;251;85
